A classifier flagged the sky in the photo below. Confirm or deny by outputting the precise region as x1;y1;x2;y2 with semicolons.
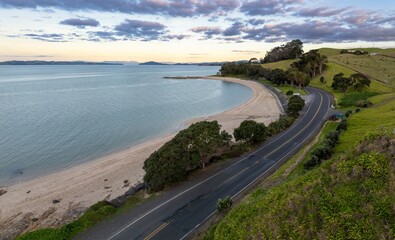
0;0;394;63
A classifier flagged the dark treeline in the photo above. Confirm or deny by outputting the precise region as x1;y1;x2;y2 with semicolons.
262;39;304;63
220;49;328;88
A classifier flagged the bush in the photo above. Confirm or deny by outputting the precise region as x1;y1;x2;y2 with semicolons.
286;90;294;96
339;92;377;107
355;108;361;113
267;115;295;136
144;121;231;191
216;196;233;212
233;120;267;145
336;119;348;132
345;110;352;118
320;76;325;83
355;99;372;108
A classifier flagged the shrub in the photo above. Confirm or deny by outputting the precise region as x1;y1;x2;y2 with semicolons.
355;108;361;113
143;121;231;191
320;76;325;83
233;120;267;145
345;110;352;118
336;119;348;132
216;196;233;212
286;90;294;96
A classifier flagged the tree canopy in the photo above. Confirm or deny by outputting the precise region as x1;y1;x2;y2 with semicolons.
233;120;267;144
263;39;304;63
143;121;231;191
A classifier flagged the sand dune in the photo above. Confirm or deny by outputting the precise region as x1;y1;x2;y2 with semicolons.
0;77;282;238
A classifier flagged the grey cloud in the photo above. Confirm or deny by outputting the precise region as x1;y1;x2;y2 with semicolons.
60;18;100;28
255;21;395;43
164;34;190;40
114;19;167;41
240;0;303;16
10;33;68;42
223;21;245;36
296;7;347;17
191;26;223;39
0;0;240;17
247;18;265;25
232;50;261;54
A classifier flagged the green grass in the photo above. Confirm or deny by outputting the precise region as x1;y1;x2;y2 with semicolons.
17;201;116;240
338;92;379;107
330;54;395;86
259;79;308;95
17;191;154;240
260;59;295;70
207;131;395;239
203;48;395;239
335;98;395;153
264;121;338;184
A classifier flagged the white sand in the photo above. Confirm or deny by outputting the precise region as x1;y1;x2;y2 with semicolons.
0;77;282;238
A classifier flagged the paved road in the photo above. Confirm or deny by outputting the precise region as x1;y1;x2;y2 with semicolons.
76;87;332;240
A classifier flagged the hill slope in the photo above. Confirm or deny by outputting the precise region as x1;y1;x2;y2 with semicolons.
207;124;395;239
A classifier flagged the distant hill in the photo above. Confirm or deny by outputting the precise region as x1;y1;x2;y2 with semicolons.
0;61;123;65
139;61;225;66
139;61;168;65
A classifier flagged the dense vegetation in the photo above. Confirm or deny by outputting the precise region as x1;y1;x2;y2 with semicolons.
262;39;303;63
143;121;231;191
220;41;328;89
205;130;395;239
332;72;371;93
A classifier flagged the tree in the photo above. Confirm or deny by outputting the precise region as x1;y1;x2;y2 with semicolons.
263;39;303;63
350;73;371;91
143;121;231;190
320;76;325;84
233;120;267;144
331;73;353;93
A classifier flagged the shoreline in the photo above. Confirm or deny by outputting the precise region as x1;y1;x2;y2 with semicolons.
0;77;282;239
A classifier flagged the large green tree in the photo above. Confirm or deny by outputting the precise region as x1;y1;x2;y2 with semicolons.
233;120;267;145
143;121;231;190
350;73;371;91
331;73;353;93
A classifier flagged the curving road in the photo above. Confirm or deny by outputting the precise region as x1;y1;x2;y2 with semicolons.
76;87;332;240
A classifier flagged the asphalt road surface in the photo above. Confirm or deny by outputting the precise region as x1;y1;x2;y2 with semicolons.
76;87;332;240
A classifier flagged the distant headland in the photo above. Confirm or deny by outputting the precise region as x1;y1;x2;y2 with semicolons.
0;61;123;65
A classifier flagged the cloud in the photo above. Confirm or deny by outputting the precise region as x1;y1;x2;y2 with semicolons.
164;34;190;40
223;21;245;36
296;7;347;17
191;26;223;39
114;19;167;41
232;50;261;54
247;18;265;25
0;0;240;17
60;18;100;28
254;20;395;43
22;33;66;42
240;0;303;16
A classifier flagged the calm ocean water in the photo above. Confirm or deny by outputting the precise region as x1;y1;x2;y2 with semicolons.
0;65;252;185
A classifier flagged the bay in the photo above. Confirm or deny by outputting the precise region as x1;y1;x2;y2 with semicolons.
0;65;252;184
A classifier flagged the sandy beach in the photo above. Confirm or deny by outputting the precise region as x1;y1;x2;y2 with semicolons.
0;77;282;239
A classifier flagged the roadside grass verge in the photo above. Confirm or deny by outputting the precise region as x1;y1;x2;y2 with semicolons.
258;79;308;96
17;191;155;240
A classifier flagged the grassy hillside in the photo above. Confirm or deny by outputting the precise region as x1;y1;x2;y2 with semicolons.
203;47;395;240
207;131;394;239
260;59;294;70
